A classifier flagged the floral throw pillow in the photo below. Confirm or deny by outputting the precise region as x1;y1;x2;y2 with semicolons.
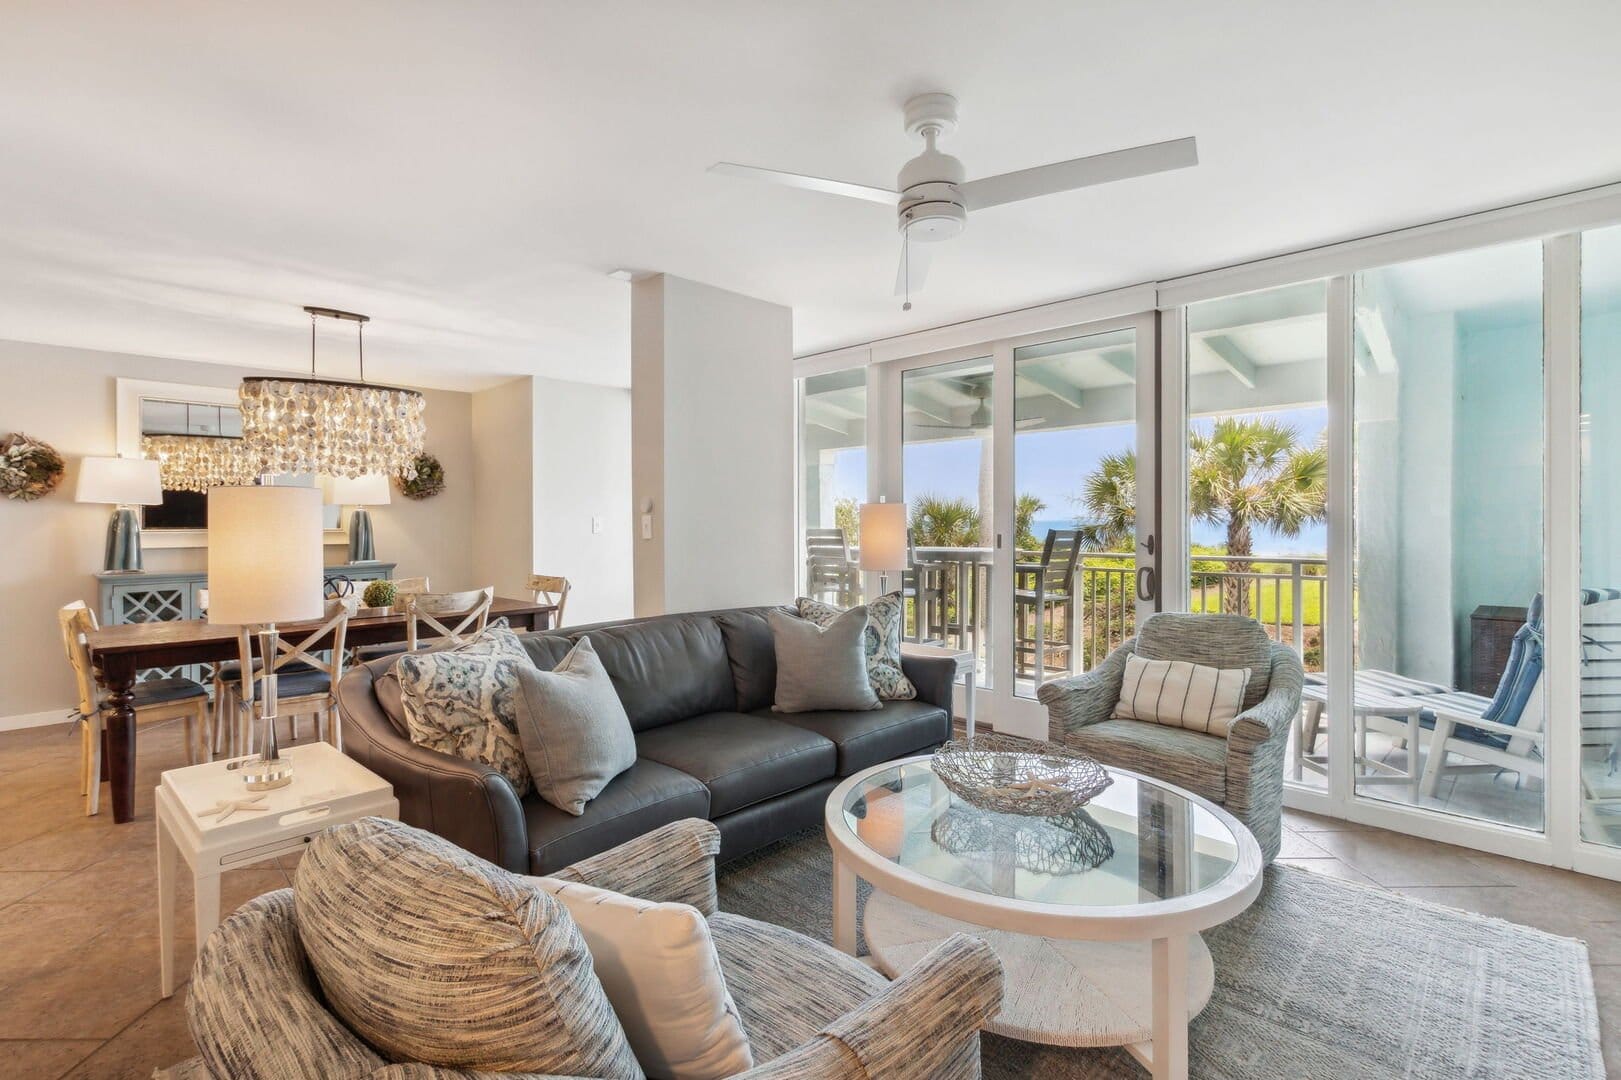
796;593;916;701
397;621;536;795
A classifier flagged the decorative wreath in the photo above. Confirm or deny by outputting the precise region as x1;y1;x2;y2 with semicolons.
396;451;445;500
0;432;65;501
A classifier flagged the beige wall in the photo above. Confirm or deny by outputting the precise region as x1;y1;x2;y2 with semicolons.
470;378;537;602
0;340;477;720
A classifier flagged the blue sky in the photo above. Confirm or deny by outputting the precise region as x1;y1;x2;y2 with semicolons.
827;404;1329;554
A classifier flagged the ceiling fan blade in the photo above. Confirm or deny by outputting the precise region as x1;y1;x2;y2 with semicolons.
708;162;899;206
959;136;1198;211
894;241;933;296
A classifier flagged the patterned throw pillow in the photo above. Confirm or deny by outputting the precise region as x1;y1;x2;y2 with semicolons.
796;592;916;700
1113;654;1252;737
397;622;536;795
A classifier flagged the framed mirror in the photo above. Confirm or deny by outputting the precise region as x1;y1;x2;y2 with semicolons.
116;378;343;548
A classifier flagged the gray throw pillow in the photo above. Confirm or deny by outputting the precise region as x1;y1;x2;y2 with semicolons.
768;606;881;713
511;637;638;815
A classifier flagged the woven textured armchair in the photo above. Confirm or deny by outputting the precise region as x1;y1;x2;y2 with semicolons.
1036;612;1303;863
166;819;1002;1080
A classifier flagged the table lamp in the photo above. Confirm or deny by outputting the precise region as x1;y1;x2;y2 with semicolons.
859;500;909;596
76;457;163;573
208;485;324;789
324;474;390;563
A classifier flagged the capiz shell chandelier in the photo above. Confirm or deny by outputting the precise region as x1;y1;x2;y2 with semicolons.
141;434;265;492
239;307;426;481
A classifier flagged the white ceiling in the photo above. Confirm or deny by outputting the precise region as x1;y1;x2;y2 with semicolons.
4;2;1621;391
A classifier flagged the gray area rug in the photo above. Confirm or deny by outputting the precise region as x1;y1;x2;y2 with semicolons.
716;831;1605;1080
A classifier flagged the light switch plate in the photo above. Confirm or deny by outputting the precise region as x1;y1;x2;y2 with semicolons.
640;513;653;540
591;515;603;534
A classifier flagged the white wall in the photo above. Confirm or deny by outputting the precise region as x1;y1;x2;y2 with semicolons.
631;274;794;615
0;340;477;720
532;377;633;626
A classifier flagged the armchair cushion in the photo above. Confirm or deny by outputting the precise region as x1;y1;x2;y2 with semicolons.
536;877;754;1080
1113;654;1252;736
1061;719;1228;803
1135;611;1275;709
294;817;643;1079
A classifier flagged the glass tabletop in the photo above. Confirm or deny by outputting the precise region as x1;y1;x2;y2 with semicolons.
840;759;1241;909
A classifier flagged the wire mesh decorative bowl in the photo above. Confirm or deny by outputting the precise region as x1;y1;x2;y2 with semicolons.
931;733;1112;816
931;804;1115;875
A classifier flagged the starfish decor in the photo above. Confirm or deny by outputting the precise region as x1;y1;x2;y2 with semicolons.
197;793;270;824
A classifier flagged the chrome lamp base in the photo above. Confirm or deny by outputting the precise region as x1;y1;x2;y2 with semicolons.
243;624;293;790
103;505;144;573
241;754;294;791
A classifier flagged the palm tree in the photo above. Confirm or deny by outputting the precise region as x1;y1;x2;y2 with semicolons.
1189;417;1327;614
1015;493;1046;552
1071;417;1328;615
1074;450;1136;551
908;494;981;547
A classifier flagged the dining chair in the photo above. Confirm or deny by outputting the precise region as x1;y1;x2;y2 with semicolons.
527;574;570;626
215;599;351;756
353;576;431;661
1014;528;1082;689
405;586;495;650
58;601;207;816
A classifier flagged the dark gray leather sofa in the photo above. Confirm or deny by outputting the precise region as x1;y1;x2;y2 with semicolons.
335;606;957;874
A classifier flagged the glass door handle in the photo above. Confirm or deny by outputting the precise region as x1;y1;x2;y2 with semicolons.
1136;565;1156;602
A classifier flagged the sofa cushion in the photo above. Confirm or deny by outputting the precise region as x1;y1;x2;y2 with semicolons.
1064;719;1227;803
294;817;643;1078
636;713;837;817
512;638;638;816
557;617;738;732
397;629;535;797
706;911;886;1064
767;607;880;714
525;759;711;875
714;608;780;713
766;700;949;776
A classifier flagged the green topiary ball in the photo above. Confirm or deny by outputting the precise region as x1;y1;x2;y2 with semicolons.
362;580;398;609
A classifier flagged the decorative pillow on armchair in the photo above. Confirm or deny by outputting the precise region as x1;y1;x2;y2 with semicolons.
797;592;916;700
1113;654;1252;737
397;621;536;795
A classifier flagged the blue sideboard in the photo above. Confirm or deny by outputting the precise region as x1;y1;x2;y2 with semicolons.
96;563;396;683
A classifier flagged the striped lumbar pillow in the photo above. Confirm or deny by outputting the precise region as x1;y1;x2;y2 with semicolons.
1113;653;1253;736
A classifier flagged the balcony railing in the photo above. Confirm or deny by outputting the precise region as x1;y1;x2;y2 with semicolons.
812;546;1328;681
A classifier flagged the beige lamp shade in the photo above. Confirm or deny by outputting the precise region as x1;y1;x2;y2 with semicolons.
74;457;162;506
323;473;392;507
858;501;908;572
206;486;325;625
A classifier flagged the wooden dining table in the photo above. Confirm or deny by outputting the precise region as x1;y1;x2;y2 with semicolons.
85;597;556;823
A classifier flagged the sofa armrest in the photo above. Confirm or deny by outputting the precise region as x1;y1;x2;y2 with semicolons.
542;818;721;916
188;891;385;1080
1036;640;1134;741
336;666;529;874
740;934;1002;1079
900;652;959;717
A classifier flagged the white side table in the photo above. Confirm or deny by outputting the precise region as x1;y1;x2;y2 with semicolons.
899;642;977;738
156;741;398;997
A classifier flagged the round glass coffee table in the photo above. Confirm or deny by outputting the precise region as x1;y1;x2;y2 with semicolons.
824;754;1264;1080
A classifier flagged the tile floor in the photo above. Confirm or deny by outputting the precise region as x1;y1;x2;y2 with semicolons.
1;719;1617;1079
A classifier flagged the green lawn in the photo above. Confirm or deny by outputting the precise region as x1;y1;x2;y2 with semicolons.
1187;576;1325;626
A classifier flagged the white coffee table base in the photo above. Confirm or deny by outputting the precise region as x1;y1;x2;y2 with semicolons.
864;891;1214;1050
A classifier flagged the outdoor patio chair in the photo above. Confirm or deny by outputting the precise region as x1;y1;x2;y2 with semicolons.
805;527;859;607
1014;528;1081;688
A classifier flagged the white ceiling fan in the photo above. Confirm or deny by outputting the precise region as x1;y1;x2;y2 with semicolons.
709;92;1198;308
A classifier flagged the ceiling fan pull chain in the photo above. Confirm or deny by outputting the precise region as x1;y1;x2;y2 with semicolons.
902;231;912;312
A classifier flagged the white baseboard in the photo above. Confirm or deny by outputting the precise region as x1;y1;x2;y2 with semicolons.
0;709;73;732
